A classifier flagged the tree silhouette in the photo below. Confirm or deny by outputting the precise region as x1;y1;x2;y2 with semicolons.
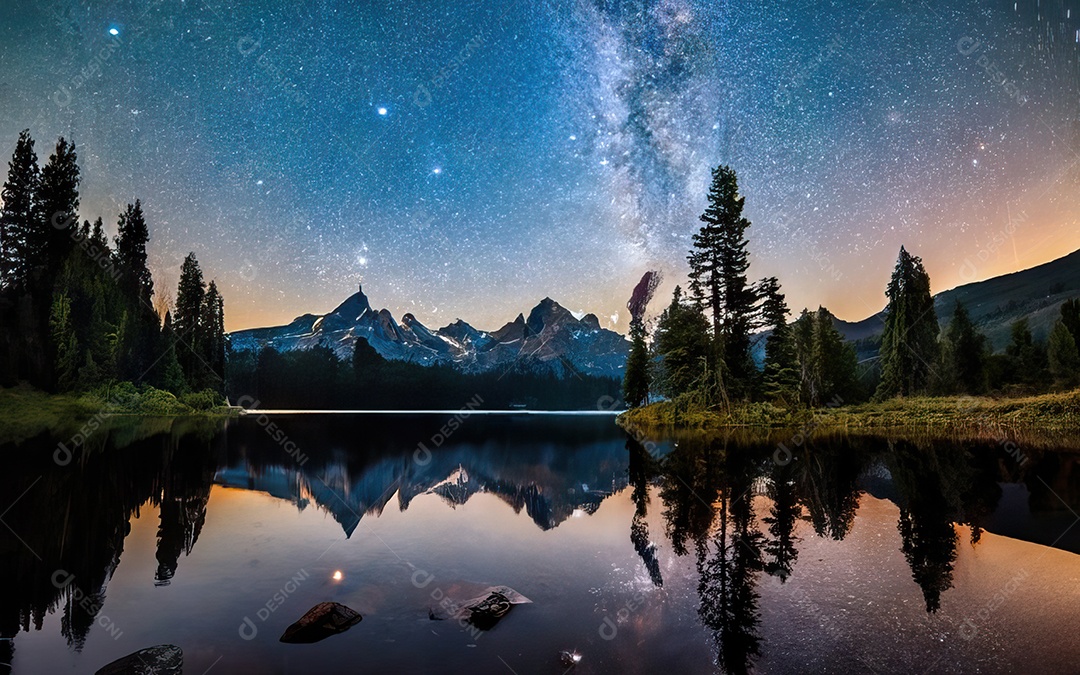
688;165;757;395
876;246;939;399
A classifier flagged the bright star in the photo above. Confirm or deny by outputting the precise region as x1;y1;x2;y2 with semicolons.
432;167;442;175
109;28;119;36
377;107;387;116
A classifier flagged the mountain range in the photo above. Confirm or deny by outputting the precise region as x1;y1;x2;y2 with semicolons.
230;248;1080;376
229;285;630;379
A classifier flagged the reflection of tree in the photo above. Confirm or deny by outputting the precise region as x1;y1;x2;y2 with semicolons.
660;438;722;557
888;440;963;613
696;448;764;675
798;442;863;541
657;437;766;674
763;461;802;582
154;447;215;586
0;421;222;656
958;449;1003;546
627;438;663;587
1024;452;1080;516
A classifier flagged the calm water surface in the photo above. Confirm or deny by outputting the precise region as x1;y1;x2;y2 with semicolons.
1;414;1079;674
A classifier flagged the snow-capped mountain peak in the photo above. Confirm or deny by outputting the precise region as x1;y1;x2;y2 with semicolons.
229;285;628;378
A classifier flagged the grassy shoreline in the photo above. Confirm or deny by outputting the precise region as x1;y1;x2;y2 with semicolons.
618;389;1080;446
0;384;238;445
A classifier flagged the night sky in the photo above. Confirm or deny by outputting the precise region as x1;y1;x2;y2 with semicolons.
2;0;1079;332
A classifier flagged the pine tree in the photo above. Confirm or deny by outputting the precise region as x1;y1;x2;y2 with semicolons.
652;285;711;398
758;277;799;403
688;165;757;394
49;291;79;391
1004;318;1047;388
200;280;226;388
623;321;651;408
1047;320;1080;387
791;310;817;404
939;302;988;394
113;200;158;380
812;307;858;404
114;201;153;308
876;246;939;399
157;310;187;393
1060;298;1080;346
174;252;206;385
792;307;857;406
0;130;39;290
38;137;80;276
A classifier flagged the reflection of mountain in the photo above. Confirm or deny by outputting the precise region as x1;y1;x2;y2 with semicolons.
0;414;629;669
214;441;628;536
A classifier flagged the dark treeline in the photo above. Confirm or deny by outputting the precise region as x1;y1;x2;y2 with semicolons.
626;164;1080;410
0;130;225;400
225;340;619;410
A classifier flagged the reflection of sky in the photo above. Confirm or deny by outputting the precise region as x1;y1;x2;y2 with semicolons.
2;2;1079;331
11;484;1080;673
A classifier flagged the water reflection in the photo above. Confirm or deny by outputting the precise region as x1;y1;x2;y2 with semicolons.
627;429;1080;672
0;416;1078;673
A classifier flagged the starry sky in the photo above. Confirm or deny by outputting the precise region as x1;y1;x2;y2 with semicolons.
1;0;1079;332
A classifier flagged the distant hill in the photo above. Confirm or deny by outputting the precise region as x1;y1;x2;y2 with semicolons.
835;248;1080;353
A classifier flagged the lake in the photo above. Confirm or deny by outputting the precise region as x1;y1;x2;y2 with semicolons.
2;413;1079;674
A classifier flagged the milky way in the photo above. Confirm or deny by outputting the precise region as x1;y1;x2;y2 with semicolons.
1;0;1078;331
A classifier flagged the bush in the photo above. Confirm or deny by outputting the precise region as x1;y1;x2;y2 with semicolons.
90;381;139;409
133;388;189;415
181;389;221;411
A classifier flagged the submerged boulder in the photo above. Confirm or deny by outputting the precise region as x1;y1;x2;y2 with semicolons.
429;585;531;630
280;602;362;644
464;590;512;630
95;644;182;675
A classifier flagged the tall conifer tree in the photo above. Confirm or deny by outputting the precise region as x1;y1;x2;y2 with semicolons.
38;137;80;276
113;200;158;379
876;246;939;399
175;252;206;385
687;165;757;394
0;130;39;289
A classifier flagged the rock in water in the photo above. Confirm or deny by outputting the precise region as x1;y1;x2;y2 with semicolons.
279;602;362;644
95;644;182;675
465;591;512;630
428;585;532;630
